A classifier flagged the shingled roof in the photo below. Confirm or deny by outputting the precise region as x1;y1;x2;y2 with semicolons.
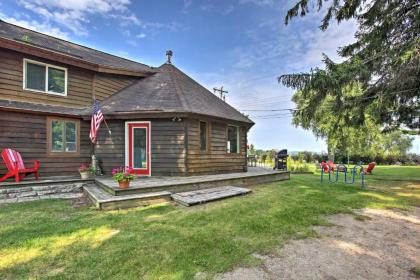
0;20;252;125
0;20;155;74
100;63;254;125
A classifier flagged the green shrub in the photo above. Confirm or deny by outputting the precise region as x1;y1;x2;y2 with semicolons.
287;156;315;173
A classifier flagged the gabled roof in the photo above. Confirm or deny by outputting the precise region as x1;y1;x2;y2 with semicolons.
0;20;155;75
99;63;254;125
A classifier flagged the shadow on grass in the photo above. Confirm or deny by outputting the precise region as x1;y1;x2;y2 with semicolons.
0;172;418;279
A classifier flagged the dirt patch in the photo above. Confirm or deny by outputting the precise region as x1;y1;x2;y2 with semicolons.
215;208;420;280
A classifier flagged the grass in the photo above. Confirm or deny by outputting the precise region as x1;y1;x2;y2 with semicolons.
411;267;420;277
0;166;419;279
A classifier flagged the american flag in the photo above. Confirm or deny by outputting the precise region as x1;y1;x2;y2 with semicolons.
89;100;103;143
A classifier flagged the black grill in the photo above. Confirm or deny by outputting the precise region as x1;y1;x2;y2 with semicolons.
274;149;288;170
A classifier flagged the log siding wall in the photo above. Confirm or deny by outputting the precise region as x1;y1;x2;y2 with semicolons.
93;72;139;101
0;113;248;178
94;119;186;176
0;110;91;177
0;48;139;107
0;48;94;108
186;118;247;175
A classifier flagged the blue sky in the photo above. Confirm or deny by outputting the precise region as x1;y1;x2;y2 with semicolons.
1;0;418;153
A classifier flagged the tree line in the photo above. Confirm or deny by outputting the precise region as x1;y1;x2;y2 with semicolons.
278;0;419;158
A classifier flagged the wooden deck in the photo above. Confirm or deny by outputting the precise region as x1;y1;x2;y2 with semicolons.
171;186;251;207
95;167;290;196
0;167;290;209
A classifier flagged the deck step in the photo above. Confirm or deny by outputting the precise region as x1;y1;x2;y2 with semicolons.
171;186;251;207
83;184;171;210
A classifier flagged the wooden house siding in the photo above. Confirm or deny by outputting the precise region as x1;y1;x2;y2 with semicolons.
0;110;91;177
186;118;247;175
93;73;138;101
0;48;94;108
94;119;186;176
0;112;248;178
0;48;139;107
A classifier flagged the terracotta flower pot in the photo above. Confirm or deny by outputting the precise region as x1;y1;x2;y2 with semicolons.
118;180;130;189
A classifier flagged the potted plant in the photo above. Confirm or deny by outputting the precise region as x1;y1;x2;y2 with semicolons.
112;166;134;189
78;164;95;179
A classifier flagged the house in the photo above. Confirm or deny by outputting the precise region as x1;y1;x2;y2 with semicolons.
0;20;254;178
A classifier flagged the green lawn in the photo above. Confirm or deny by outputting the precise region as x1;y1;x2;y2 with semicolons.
0;166;419;279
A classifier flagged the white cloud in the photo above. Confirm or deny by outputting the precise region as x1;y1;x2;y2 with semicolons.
239;0;274;7
223;5;235;16
111;14;141;26
182;0;193;13
136;33;146;39
0;12;69;39
286;20;358;71
229;15;357;73
140;21;184;32
16;0;137;36
200;4;214;11
183;0;192;9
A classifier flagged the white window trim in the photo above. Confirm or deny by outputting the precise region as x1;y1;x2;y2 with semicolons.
227;125;240;154
23;58;68;96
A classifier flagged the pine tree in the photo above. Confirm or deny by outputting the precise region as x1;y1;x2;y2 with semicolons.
279;0;420;133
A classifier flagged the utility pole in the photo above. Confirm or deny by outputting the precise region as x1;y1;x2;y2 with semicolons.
213;86;228;101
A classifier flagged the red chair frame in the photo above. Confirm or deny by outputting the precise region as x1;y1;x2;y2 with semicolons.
321;160;336;172
0;148;40;183
365;162;376;175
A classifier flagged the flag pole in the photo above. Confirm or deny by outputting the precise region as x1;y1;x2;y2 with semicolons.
103;117;112;135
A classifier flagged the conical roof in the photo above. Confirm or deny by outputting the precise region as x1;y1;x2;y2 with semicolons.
100;63;253;125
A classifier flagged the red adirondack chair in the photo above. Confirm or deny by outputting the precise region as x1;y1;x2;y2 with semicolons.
365;162;376;175
321;160;335;172
0;148;40;183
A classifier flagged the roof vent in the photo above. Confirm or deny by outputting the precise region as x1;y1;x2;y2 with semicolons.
166;50;173;64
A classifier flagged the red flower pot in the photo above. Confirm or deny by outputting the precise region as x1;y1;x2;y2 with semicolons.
118;180;130;189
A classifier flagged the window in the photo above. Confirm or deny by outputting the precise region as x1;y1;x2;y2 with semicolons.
24;59;67;95
199;121;208;151
47;117;79;154
227;125;239;153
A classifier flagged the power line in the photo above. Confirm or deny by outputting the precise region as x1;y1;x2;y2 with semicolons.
235;100;292;107
233;94;293;104
250;112;293;118
241;108;297;112
252;115;294;119
235;99;294;108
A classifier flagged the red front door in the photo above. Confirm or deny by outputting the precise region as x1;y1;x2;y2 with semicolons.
126;122;151;176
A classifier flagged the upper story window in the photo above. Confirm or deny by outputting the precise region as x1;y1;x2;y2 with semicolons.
227;125;239;153
199;121;208;151
23;59;67;96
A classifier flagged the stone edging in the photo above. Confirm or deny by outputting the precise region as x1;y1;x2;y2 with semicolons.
0;182;86;204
